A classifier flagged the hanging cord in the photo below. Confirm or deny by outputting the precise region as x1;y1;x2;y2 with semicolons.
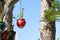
20;0;24;18
20;0;22;12
13;0;25;19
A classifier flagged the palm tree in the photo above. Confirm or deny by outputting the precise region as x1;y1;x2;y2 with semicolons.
40;0;56;40
0;0;18;40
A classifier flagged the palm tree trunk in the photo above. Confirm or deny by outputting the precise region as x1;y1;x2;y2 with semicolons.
40;0;56;40
0;0;18;40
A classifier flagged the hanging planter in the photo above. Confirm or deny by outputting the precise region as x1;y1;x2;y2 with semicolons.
16;0;26;29
9;31;16;37
17;12;26;29
1;31;9;40
17;18;26;28
0;22;5;30
7;31;16;40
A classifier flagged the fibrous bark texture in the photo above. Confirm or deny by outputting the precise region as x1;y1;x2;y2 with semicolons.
40;0;56;40
0;0;18;40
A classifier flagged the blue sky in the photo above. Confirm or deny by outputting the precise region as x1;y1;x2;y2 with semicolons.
13;0;40;40
12;0;60;40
